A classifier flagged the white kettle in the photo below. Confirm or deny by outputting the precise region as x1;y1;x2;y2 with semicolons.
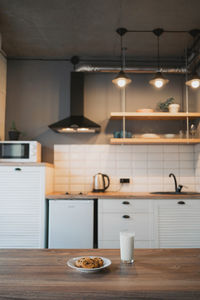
93;173;110;192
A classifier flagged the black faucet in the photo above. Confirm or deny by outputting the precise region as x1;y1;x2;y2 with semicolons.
169;173;183;193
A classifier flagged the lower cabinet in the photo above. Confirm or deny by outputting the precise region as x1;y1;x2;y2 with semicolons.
154;199;200;248
98;198;200;249
0;165;53;248
98;199;155;248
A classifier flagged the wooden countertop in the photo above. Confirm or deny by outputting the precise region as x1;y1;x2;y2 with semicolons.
0;249;199;299
46;191;200;199
0;162;53;167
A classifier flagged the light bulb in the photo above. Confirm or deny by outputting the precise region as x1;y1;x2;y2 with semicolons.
154;79;164;88
117;78;126;87
191;80;200;89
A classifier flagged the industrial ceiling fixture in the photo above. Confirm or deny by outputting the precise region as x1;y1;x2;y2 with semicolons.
185;29;200;89
112;28;132;88
186;72;200;89
149;28;169;88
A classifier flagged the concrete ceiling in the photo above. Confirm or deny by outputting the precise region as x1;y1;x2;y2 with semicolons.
0;0;199;64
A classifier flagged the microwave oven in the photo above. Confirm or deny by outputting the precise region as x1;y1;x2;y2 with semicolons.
0;141;41;162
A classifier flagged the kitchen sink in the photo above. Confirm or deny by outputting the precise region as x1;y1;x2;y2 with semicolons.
150;192;200;195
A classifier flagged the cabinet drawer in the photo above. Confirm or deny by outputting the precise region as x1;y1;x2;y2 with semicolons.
156;199;200;209
0;166;42;173
99;199;152;213
99;213;152;241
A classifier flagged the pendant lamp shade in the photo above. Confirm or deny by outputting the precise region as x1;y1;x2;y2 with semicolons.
185;73;200;89
149;71;169;88
112;70;132;88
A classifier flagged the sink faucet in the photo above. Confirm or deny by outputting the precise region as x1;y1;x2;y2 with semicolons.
169;173;183;193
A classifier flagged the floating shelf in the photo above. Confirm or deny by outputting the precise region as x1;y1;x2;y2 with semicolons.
110;112;200;120
110;138;200;145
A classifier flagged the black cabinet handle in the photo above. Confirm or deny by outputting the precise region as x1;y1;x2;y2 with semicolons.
15;168;21;171
122;201;130;205
122;215;130;219
178;201;185;205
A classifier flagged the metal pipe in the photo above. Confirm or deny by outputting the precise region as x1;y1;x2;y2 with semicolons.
76;64;187;74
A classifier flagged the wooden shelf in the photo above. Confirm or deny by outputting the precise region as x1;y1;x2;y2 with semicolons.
110;112;200;120
110;138;200;145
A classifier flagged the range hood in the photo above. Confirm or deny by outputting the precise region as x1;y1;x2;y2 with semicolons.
49;72;100;133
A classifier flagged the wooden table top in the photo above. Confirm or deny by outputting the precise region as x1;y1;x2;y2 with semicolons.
0;249;200;300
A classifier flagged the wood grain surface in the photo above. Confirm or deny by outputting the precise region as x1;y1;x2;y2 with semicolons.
0;249;199;300
46;191;200;199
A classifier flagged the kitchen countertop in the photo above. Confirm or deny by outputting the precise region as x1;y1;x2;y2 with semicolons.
0;249;199;300
46;191;200;199
0;162;54;167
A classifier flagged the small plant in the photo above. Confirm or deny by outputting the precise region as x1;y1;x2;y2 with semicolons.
10;121;19;132
157;97;175;112
9;121;21;140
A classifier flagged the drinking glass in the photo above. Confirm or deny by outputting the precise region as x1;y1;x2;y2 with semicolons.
120;232;135;264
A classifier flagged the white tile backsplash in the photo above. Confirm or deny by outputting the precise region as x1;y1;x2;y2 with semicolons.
54;144;199;193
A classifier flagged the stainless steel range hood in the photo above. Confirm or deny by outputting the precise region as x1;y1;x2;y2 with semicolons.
49;72;100;133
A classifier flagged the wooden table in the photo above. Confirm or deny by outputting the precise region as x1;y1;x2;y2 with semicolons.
0;249;200;300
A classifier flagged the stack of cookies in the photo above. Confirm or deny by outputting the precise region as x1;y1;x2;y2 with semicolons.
75;257;104;269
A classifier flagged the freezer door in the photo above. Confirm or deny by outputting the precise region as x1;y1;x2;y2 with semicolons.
48;200;94;249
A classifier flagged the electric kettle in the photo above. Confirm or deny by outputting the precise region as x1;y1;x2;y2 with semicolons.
93;173;110;192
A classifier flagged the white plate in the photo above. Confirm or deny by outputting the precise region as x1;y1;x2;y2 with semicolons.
141;133;160;139
67;256;112;273
164;134;175;138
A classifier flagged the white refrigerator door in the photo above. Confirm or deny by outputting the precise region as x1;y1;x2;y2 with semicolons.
48;200;94;249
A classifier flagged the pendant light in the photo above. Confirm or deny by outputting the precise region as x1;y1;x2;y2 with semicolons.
112;28;132;88
185;29;200;89
149;28;169;88
186;73;200;89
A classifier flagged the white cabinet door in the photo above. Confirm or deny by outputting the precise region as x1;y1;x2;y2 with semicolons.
98;199;155;249
155;199;200;248
0;166;45;248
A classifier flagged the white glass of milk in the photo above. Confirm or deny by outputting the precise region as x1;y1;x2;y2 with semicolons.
120;232;135;264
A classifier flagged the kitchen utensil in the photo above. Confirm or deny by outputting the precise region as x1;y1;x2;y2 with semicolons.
93;173;110;192
113;131;120;138
190;124;197;137
119;131;132;138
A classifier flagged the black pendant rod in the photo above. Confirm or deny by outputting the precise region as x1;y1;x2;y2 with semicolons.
116;28;128;71
157;35;160;70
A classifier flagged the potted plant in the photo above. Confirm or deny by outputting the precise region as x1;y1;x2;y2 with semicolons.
9;121;21;140
157;97;175;112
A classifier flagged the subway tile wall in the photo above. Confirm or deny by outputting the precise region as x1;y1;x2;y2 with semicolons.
54;144;198;193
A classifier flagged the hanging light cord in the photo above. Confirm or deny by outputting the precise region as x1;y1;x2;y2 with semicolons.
120;34;124;71
157;35;160;71
121;37;126;71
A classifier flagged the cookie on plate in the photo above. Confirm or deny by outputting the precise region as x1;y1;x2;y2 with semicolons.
75;257;87;268
93;257;104;267
75;257;104;269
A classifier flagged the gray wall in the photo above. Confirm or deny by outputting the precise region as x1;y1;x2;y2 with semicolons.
5;60;199;162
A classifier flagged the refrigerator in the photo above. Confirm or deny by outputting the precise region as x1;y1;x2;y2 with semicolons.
48;199;97;249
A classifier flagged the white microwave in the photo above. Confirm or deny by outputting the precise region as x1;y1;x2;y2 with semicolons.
0;141;41;162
